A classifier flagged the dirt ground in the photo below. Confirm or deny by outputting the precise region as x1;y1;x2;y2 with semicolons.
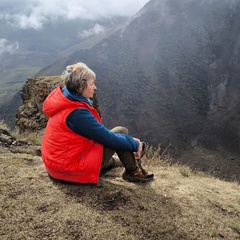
1;146;240;240
177;146;240;183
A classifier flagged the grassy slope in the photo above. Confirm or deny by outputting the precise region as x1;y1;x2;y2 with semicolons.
0;135;239;240
0;66;41;111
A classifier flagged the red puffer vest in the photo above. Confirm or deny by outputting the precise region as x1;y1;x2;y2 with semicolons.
41;87;103;184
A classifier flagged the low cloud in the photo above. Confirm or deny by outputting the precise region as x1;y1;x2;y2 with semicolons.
78;24;105;39
0;39;19;56
0;0;149;30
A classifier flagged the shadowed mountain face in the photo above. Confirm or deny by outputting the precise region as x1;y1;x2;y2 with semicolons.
38;0;240;155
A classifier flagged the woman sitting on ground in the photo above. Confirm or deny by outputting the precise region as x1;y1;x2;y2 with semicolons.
41;62;154;184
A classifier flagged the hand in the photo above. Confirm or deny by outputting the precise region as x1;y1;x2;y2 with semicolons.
133;138;143;159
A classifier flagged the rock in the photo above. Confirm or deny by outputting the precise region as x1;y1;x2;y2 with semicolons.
0;128;28;149
0;128;16;147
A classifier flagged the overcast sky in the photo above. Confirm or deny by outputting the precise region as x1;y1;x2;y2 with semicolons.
0;0;149;30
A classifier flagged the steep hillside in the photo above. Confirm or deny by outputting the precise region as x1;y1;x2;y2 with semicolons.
37;0;240;157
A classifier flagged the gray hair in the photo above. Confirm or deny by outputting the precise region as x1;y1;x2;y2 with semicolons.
62;62;96;94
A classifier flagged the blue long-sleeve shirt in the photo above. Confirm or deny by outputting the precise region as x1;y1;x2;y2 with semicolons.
62;87;139;152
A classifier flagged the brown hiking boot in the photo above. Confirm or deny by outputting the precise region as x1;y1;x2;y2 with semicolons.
122;166;154;183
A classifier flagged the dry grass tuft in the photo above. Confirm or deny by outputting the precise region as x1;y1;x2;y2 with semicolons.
0;120;11;132
15;129;44;146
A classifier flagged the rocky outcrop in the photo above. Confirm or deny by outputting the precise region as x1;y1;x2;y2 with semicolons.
16;76;61;132
16;76;101;133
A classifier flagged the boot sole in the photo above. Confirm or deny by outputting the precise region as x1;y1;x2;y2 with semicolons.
122;173;154;183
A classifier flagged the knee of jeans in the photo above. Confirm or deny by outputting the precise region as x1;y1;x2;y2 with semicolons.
111;126;129;134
